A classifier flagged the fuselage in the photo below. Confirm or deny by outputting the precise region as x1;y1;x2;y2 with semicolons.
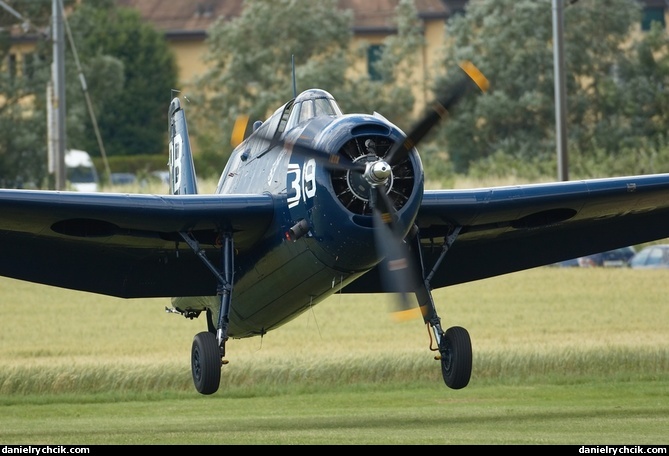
176;89;425;338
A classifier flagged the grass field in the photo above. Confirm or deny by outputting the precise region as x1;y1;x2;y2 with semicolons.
0;267;667;444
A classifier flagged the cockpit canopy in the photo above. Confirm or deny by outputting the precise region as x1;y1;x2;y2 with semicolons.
249;89;343;146
285;89;342;131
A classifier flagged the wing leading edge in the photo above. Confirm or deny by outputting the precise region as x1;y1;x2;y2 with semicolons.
343;173;669;293
0;190;275;298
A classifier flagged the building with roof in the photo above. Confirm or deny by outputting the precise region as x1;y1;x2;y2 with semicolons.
114;0;465;103
4;1;666;99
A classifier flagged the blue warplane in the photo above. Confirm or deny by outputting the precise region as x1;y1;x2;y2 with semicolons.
1;63;668;395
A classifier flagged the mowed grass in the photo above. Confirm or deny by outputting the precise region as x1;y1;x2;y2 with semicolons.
0;267;668;444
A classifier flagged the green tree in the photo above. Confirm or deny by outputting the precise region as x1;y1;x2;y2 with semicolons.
190;0;423;176
191;0;351;175
434;0;669;179
0;0;54;188
0;0;177;187
584;21;669;176
63;1;178;157
338;0;423;129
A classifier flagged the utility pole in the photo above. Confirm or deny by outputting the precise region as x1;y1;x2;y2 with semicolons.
552;0;568;181
51;0;66;190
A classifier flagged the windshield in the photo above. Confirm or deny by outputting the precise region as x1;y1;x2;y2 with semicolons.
67;166;97;183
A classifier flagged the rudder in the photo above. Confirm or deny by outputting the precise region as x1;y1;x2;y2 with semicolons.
168;98;199;195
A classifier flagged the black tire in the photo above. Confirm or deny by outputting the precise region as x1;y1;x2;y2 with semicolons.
191;331;221;395
439;326;472;390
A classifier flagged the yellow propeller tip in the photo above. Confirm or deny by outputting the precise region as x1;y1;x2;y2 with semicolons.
460;60;489;93
231;114;250;147
392;307;422;322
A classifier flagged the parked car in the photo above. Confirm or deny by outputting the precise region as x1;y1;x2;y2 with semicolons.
150;170;170;185
552;246;636;268
110;172;137;186
628;244;669;269
577;246;636;267
552;257;580;267
65;149;99;192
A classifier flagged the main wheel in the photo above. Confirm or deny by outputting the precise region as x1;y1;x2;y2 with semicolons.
191;331;221;395
439;326;472;390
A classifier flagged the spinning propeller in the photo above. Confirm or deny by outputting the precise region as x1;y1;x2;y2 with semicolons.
258;62;488;316
367;61;489;317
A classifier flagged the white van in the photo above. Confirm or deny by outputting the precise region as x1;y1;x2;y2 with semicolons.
65;149;99;192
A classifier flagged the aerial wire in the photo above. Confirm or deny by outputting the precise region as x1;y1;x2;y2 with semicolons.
1;0;112;186
0;1;30;28
58;0;112;183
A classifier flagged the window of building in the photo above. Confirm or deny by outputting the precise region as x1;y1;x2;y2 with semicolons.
23;53;35;80
7;53;17;79
367;44;384;81
642;6;665;31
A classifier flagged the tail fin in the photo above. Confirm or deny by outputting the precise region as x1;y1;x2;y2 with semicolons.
168;97;198;195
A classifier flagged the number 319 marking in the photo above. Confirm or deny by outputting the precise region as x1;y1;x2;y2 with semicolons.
287;159;316;208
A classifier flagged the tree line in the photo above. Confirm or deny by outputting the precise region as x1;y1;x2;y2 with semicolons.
1;0;668;188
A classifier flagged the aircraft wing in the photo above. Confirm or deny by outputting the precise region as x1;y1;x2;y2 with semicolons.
0;190;275;298
343;173;669;293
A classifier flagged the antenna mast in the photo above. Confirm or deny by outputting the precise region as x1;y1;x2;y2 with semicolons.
292;55;297;98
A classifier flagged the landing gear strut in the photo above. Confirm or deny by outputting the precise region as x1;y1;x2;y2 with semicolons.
410;227;472;389
180;231;234;395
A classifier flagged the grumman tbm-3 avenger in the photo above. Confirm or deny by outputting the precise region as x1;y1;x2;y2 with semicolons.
2;62;669;395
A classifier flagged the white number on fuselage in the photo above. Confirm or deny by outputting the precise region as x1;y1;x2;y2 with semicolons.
287;158;316;208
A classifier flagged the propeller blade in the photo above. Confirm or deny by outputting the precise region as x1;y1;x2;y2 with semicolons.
370;186;420;317
287;140;366;173
253;124;367;173
231;115;250;148
385;60;489;166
